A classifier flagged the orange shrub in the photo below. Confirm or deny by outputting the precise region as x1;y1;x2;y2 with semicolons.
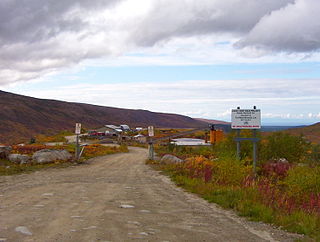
12;145;48;155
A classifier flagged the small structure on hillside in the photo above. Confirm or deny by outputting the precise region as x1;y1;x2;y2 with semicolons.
120;124;130;131
170;138;210;146
104;125;123;136
133;134;147;143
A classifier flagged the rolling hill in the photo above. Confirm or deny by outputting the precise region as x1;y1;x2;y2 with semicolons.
284;122;320;144
0;90;209;144
194;118;230;125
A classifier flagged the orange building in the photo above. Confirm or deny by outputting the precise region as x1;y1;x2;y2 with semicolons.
209;130;224;144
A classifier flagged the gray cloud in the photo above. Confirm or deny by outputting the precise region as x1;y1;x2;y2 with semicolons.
132;0;294;46
132;0;320;54
0;0;123;84
0;0;120;45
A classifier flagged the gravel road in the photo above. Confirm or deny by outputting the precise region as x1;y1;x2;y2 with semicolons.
0;147;302;242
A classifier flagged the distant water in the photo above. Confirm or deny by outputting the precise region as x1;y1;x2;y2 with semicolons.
261;126;305;132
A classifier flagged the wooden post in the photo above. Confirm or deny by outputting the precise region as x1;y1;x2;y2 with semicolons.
236;129;241;160
149;142;154;160
148;136;154;160
76;134;79;161
253;130;257;177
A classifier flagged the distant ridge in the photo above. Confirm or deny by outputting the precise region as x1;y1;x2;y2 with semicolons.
195;118;230;125
0;90;208;143
284;122;320;144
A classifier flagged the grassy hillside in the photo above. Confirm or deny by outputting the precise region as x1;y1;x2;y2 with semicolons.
284;122;320;143
0;90;207;144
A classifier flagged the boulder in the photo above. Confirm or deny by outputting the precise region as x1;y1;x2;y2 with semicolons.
0;145;12;159
32;149;72;164
8;154;31;164
160;154;183;165
278;158;289;163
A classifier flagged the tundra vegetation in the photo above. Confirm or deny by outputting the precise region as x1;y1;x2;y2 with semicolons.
151;131;320;240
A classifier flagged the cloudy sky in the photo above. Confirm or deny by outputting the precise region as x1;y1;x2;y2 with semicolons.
1;0;320;125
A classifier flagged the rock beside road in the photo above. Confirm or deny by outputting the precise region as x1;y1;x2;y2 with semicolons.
32;149;72;164
0;145;12;159
8;154;31;164
160;154;184;164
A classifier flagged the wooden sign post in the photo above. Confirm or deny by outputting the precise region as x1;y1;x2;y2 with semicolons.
148;126;154;160
75;123;81;161
231;107;261;176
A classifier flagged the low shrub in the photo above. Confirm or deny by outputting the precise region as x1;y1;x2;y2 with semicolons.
82;144;128;159
260;161;292;179
283;166;320;202
12;144;49;154
213;158;251;186
260;132;309;163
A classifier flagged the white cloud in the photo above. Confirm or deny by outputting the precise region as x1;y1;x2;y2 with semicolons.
237;0;320;52
8;79;319;124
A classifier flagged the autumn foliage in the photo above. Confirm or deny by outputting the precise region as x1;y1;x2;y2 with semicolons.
155;131;320;238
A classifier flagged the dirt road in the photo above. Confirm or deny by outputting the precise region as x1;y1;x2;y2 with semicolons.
0;147;301;242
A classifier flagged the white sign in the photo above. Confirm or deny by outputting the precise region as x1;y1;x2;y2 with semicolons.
231;109;261;129
75;123;82;134
148;126;154;137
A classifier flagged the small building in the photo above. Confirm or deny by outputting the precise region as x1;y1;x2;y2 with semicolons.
171;138;210;146
133;134;147;143
120;125;130;131
104;125;123;136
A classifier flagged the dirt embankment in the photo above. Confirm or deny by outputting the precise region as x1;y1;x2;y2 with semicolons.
0;147;302;241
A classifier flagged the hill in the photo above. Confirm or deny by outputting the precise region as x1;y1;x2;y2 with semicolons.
0;90;207;144
194;118;230;125
283;122;320;144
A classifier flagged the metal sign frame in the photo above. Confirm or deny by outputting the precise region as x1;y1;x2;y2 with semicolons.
233;107;261;177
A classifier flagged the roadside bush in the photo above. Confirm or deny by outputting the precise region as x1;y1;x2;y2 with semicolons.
260;132;309;162
282;166;320;200
12;144;50;154
35;130;72;143
213;158;252;186
260;161;292;179
307;144;320;164
213;131;237;158
182;156;213;182
214;130;262;161
82;144;128;159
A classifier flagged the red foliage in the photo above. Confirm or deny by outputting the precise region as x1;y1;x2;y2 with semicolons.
256;177;320;216
261;161;292;178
